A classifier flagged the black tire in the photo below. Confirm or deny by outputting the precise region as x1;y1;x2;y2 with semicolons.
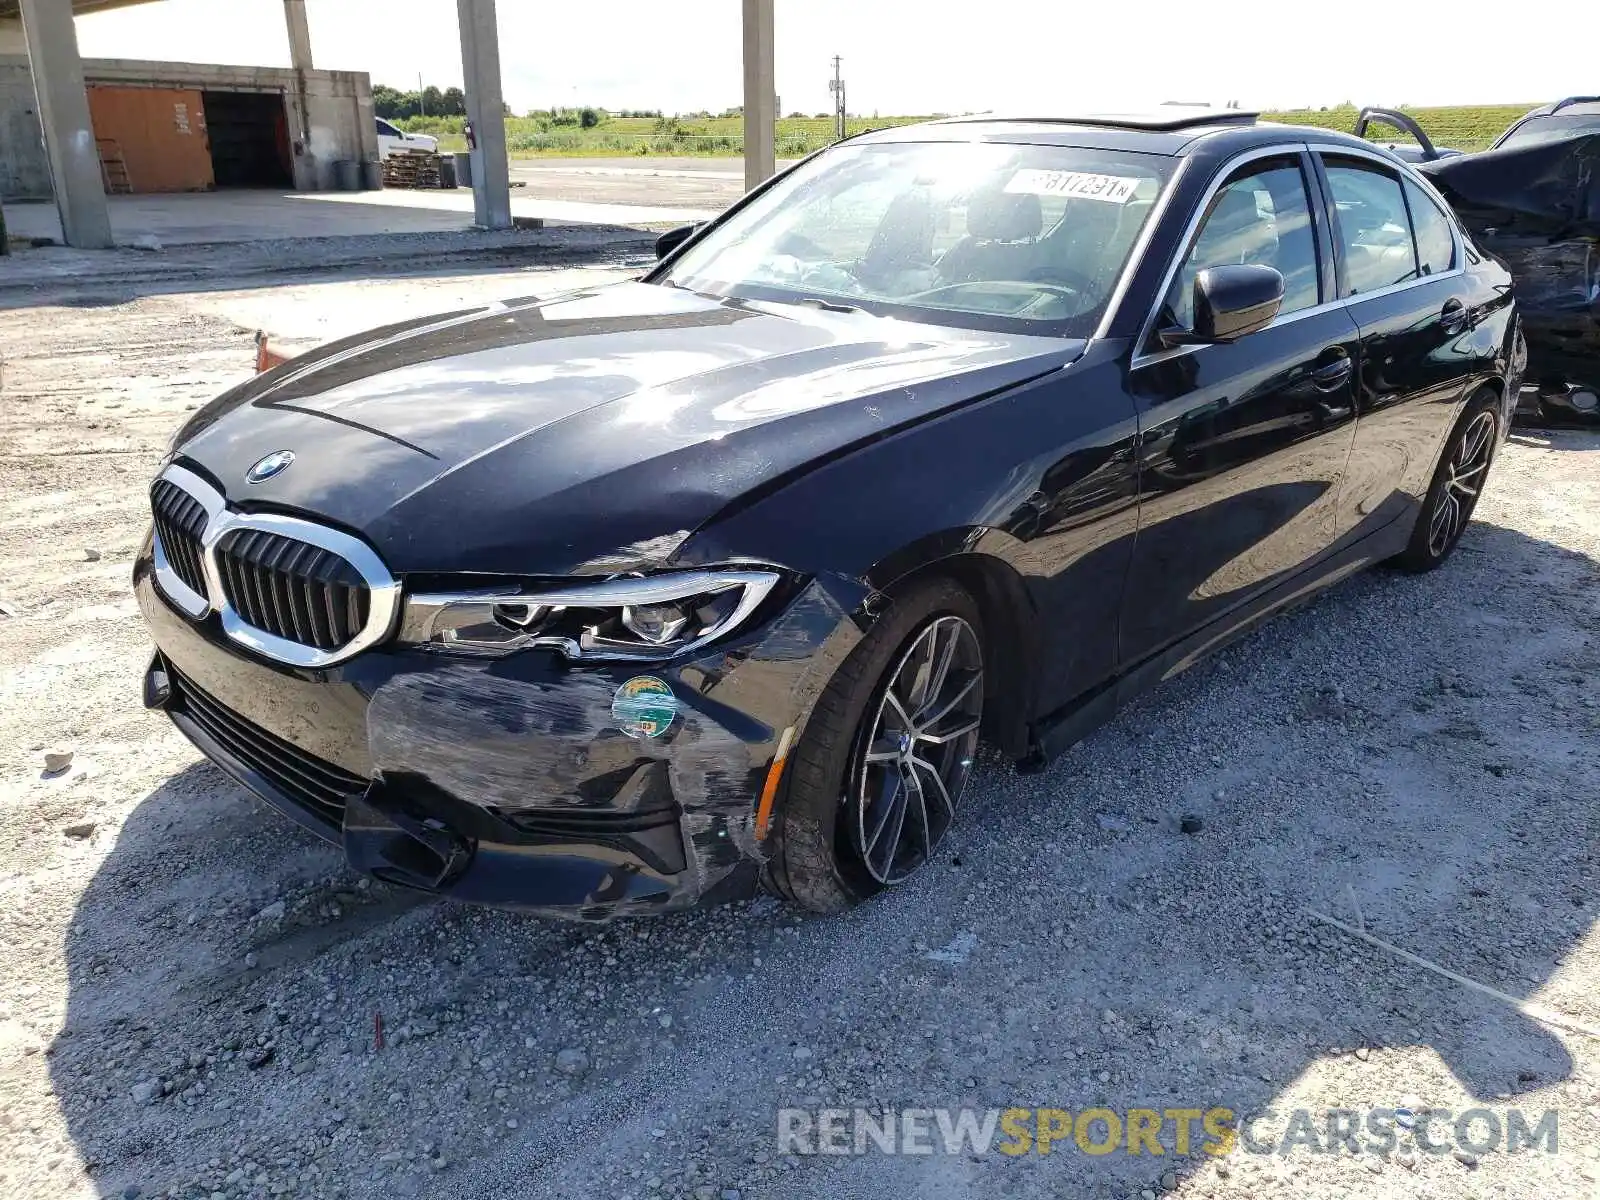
1391;389;1500;573
763;577;984;914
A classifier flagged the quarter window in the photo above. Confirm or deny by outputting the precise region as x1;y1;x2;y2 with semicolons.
1161;158;1321;331
1404;179;1456;276
1324;160;1419;295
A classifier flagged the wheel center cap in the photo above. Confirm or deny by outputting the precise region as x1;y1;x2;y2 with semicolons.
897;731;914;757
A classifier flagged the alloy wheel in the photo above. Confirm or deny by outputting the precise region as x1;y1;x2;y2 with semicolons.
847;614;983;885
1428;410;1495;557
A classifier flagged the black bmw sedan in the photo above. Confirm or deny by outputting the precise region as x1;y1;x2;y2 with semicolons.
136;109;1522;919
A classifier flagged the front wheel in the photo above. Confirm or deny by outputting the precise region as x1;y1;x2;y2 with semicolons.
762;578;985;914
1391;391;1499;572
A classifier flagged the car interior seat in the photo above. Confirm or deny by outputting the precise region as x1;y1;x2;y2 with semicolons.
1030;197;1125;295
858;189;938;289
936;188;1044;285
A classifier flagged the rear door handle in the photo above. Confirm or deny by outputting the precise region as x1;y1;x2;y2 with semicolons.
1440;298;1468;335
1312;351;1353;391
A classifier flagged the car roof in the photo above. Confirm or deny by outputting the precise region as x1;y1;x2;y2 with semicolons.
1524;96;1600;117
856;114;1389;159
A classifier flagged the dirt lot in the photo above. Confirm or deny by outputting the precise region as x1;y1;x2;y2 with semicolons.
1;239;1597;1200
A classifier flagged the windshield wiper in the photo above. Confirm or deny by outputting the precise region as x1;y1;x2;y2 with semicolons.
793;296;864;314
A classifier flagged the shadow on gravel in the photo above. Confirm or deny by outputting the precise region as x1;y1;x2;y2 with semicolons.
50;518;1598;1200
1507;427;1600;451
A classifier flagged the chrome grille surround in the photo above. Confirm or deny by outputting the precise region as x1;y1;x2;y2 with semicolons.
148;463;401;668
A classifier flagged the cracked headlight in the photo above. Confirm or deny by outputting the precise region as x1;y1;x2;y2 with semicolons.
398;568;784;661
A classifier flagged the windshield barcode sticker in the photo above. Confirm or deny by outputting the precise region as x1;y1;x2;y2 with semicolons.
1004;169;1142;204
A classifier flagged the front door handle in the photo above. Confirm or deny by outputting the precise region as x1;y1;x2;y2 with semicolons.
1312;351;1353;391
1440;298;1469;335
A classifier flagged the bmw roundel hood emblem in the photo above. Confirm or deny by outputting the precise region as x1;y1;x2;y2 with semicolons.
246;450;295;483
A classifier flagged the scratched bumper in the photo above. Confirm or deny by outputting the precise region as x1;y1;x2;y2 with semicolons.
134;549;860;920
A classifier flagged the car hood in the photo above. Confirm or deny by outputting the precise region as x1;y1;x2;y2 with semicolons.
171;282;1081;575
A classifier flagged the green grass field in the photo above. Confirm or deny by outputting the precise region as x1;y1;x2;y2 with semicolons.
396;103;1535;158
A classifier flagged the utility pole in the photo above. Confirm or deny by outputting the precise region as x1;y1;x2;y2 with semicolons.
828;55;846;142
419;71;426;115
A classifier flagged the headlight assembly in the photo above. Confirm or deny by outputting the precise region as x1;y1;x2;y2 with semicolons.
398;568;784;661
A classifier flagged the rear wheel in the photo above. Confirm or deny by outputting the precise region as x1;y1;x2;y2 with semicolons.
1391;391;1498;572
763;578;984;914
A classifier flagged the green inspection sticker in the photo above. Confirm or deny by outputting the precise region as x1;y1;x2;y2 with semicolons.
611;675;678;740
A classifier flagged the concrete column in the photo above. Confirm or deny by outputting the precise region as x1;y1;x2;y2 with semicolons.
18;0;111;248
741;0;776;192
281;0;318;187
457;0;511;229
283;0;313;70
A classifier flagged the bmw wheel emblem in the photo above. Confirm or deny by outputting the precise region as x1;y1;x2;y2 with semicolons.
246;450;295;484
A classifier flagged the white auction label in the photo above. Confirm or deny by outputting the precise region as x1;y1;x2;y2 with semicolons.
1004;169;1142;204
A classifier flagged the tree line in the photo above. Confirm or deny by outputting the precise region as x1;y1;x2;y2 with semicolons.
374;85;670;126
372;84;468;119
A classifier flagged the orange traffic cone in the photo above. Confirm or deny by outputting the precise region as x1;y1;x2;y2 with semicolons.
254;330;291;374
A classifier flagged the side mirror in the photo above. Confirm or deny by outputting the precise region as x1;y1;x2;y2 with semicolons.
654;223;702;260
1161;264;1284;347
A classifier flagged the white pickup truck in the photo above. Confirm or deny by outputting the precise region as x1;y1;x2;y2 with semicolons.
375;118;439;160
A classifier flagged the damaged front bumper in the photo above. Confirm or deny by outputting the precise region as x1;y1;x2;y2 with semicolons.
135;552;862;920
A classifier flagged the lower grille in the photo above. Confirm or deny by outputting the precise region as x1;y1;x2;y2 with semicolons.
169;668;367;827
214;528;371;651
500;807;680;837
150;479;209;598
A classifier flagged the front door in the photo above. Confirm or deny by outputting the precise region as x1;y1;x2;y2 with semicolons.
1122;153;1360;665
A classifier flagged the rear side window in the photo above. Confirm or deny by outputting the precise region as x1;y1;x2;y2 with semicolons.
1404;180;1455;276
1324;160;1418;295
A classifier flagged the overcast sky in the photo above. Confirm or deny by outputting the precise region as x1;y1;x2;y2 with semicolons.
74;0;1591;117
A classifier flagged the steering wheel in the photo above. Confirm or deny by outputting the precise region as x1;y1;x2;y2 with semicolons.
774;231;828;261
1025;266;1102;300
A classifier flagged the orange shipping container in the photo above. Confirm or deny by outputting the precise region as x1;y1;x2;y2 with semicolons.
87;86;214;194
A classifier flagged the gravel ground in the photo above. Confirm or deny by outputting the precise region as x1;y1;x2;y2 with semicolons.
1;249;1597;1200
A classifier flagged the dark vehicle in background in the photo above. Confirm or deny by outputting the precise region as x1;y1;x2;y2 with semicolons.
135;110;1520;920
1491;96;1600;150
1357;104;1600;424
1435;101;1600;424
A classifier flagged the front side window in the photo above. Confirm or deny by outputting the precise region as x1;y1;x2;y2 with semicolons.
657;141;1175;335
1324;159;1419;296
1404;179;1456;276
376;119;399;137
1159;157;1321;331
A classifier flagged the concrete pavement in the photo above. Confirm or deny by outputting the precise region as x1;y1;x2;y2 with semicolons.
3;184;714;249
0;157;795;250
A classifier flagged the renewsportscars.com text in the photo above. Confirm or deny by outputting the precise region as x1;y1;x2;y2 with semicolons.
776;1105;1560;1157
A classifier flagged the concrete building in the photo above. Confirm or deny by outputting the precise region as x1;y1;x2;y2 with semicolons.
1;0;776;248
0;55;379;199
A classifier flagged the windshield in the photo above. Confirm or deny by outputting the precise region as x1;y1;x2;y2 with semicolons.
657;140;1174;336
1496;111;1600;149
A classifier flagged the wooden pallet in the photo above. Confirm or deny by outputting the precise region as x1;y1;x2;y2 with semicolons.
96;139;132;194
381;150;442;190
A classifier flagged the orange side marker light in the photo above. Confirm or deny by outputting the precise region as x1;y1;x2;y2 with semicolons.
754;726;796;841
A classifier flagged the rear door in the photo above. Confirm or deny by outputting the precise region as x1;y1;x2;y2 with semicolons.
1121;151;1360;665
1313;152;1478;536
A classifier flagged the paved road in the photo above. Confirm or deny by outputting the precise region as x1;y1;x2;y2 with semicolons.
6;158;781;250
510;157;799;213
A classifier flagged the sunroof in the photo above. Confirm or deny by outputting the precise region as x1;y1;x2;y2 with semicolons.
944;109;1260;132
